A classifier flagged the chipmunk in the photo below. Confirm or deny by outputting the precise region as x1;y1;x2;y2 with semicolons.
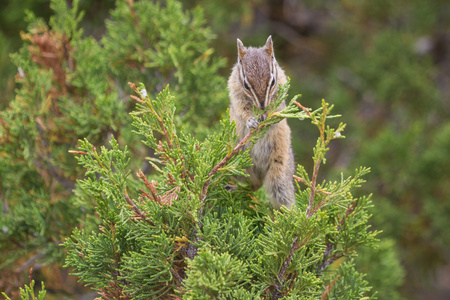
228;36;295;209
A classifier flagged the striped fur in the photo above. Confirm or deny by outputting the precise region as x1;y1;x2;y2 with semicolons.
228;36;296;209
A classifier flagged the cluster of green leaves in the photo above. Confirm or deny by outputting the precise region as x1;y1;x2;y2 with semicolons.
64;80;378;299
183;0;263;33
102;0;227;135
0;1;103;288
0;0;226;294
2;280;46;300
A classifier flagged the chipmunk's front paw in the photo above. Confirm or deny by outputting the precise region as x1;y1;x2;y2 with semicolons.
258;114;266;122
224;184;237;193
246;117;259;130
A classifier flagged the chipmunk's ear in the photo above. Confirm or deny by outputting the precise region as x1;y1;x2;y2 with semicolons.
237;38;246;62
265;35;274;57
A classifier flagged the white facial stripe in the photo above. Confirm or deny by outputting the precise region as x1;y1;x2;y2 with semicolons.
238;63;245;82
272;59;277;82
250;88;260;108
239;62;260;108
265;80;271;109
264;61;278;109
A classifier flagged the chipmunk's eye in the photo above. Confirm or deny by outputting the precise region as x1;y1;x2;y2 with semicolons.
243;81;251;91
270;77;276;89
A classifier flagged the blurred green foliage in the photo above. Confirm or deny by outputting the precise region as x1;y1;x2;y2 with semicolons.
1;0;449;299
0;0;225;296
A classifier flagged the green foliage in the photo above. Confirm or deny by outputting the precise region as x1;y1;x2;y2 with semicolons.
324;260;375;300
355;239;405;300
184;0;263;33
2;280;46;300
0;0;227;295
63;79;378;298
183;247;251;299
102;0;227;135
4;0;427;298
0;0;93;285
310;1;448;294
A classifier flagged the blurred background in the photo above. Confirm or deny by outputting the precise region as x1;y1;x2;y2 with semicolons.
1;0;449;299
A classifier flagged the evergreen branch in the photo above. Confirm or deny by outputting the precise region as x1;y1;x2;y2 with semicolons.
294;175;331;195
338;200;357;230
273;234;310;300
192;117;270;261
137;170;162;204
319;252;343;273
207;129;253;178
306;159;321;217
293;100;312;117
200;128;254;202
108;223;131;300
321;275;339;300
296;99;341;217
170;268;184;286
272;236;298;300
98;281;131;300
128;82;173;149
186;224;201;260
307;194;329;217
318;201;357;272
124;192;153;226
125;0;151;50
293;100;320;216
35;122;76;191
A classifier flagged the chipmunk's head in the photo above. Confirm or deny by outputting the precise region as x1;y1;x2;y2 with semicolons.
236;36;278;111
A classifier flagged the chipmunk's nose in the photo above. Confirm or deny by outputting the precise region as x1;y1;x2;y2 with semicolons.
259;101;266;110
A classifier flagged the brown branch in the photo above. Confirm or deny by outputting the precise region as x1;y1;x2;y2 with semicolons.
124;193;153;226
137;170;161;203
28;267;33;284
190;125;264;261
307;196;329;217
170;268;184;286
319;253;343;272
321;275;339;300
33;157;75;191
159;121;173;149
338;200;357;230
293;175;307;185
200;128;255;202
68;150;88;155
128;82;173;149
130;94;144;103
317;201;357;273
160;186;180;206
293;100;312;117
306;159;321;216
185;225;200;260
273;234;310;300
208;130;253;178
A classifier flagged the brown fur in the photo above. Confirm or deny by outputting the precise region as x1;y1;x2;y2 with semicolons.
228;36;295;209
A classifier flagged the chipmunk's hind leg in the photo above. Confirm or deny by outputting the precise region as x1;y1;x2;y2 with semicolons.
264;148;295;209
